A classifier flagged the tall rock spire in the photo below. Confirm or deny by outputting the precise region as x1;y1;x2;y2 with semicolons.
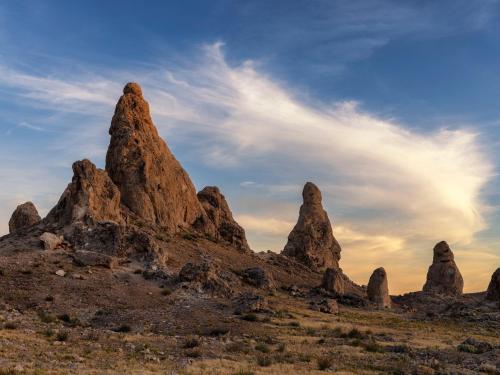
282;182;341;270
105;82;211;233
423;241;463;296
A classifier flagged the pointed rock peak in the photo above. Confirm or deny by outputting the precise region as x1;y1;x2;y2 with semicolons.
282;182;341;270
303;181;322;206
423;241;463;296
197;186;250;252
47;159;123;226
367;267;391;308
106;83;209;233
486;268;500;302
123;82;143;96
9;202;41;233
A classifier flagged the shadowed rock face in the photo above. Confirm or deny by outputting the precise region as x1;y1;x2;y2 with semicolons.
423;241;463;296
8;202;41;233
486;268;500;302
105;82;212;234
367;267;391;308
197;186;249;252
321;267;345;295
282;182;341;270
46;159;123;226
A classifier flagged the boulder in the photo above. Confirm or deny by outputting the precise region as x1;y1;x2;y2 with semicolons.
241;267;275;289
178;259;232;297
233;293;269;314
105;82;212;234
485;268;500;302
367;267;391;308
309;298;339;314
66;222;125;257
197;186;250;251
40;232;64;250
8;202;41;233
282;182;341;270
423;241;463;296
321;267;345;295
72;250;118;269
46;159;123;226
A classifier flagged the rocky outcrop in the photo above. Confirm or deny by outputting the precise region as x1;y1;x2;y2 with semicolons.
240;267;275;289
178;259;233;297
486;268;500;302
367;267;391;308
197;186;249;252
105;82;211;234
309;298;339;314
46;159;123;226
8;202;41;233
423;241;463;296
39;232;64;250
321;267;345;295
72;250;118;269
282;182;341;270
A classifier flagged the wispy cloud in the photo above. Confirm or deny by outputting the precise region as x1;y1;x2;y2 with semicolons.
0;43;496;292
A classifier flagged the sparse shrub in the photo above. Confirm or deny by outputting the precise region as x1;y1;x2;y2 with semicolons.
209;327;229;336
133;269;142;274
232;370;255;375
242;313;258;322
161;288;172;296
182;233;197;241
345;328;364;339
317;338;326;345
183;337;200;349
226;341;250;354
317;355;334;370
0;368;19;375
186;350;201;358
113;324;132;333
57;313;80;327
43;328;55;337
56;331;69;341
276;343;286;353
306;327;316;335
255;343;270;353
364;340;385;353
298;353;312;362
0;269;4;276
38;311;56;323
260;316;271;323
289;321;300;327
45;295;54;302
4;322;18;330
257;355;272;367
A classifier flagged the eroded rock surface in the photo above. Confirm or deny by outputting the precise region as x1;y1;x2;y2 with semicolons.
40;232;64;250
46;159;123;226
241;267;275;289
282;182;341;270
367;267;391;308
423;241;463;296
321;267;345;296
486;268;500;302
105;82;210;234
197;186;249;251
9;202;41;233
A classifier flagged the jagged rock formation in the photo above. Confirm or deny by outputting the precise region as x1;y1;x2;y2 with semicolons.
423;241;463;296
105;82;211;234
46;159;123;226
282;182;341;270
321;267;345;295
197;186;249;251
486;268;500;302
367;267;391;308
8;202;41;233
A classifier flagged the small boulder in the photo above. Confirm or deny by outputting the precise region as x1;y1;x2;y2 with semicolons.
309;298;339;314
321;267;345;296
8;202;41;233
72;250;118;269
367;267;391;308
282;182;341;270
233;293;269;314
55;269;66;277
423;241;463;296
40;232;64;250
178;260;232;297
241;267;275;289
485;268;500;302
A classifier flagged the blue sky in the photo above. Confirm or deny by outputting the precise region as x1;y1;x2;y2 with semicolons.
1;0;500;293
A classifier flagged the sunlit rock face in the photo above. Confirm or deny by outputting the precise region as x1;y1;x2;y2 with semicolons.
9;202;41;233
423;241;463;296
367;267;391;308
282;182;341;270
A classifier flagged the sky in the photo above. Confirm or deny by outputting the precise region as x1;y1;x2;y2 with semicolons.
1;0;500;294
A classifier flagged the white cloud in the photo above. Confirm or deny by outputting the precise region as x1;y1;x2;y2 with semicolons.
0;43;496;292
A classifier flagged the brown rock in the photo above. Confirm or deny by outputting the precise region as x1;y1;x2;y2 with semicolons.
8;202;41;233
72;250;118;269
234;293;269;314
282;182;341;270
40;232;64;250
423;241;463;296
485;268;500;301
47;159;123;226
105;82;211;234
321;267;345;295
309;298;339;314
367;267;391;308
178;259;232;297
241;267;275;289
197;186;250;251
